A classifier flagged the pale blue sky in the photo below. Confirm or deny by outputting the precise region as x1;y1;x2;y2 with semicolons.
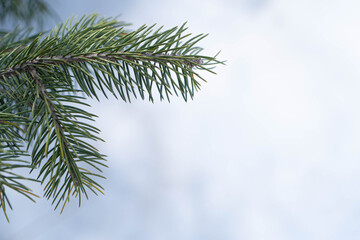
3;0;360;239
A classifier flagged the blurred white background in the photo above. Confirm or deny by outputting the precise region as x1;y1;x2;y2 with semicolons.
3;0;360;239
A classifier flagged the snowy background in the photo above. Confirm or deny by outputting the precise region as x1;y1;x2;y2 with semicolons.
3;0;360;239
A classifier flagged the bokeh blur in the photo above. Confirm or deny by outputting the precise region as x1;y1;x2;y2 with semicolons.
3;0;360;239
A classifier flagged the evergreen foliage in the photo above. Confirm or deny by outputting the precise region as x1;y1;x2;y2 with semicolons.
0;0;55;27
0;11;222;222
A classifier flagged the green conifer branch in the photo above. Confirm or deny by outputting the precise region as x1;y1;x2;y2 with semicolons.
0;13;223;221
0;111;39;222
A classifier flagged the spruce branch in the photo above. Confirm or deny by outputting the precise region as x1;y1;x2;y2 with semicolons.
25;66;106;211
29;67;81;186
0;0;57;28
0;14;223;221
0;51;204;79
0;111;39;222
0;14;222;102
